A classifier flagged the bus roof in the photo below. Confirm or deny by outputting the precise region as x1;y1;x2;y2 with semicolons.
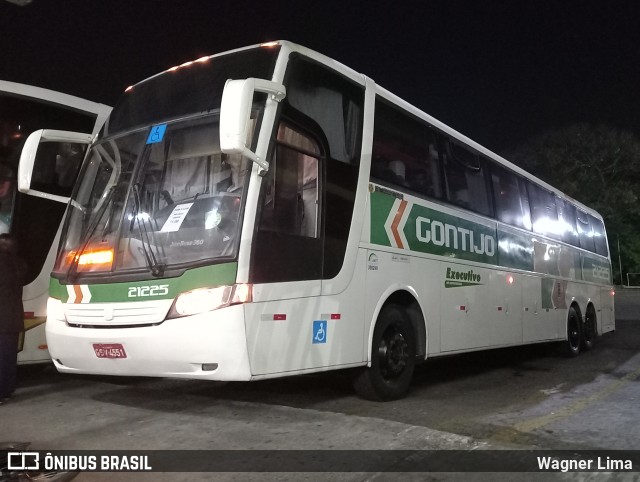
125;40;604;220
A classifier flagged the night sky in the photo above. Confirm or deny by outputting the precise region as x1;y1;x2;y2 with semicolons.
2;0;639;154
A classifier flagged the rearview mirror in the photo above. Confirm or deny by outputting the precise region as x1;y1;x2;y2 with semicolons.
220;78;286;172
19;129;93;204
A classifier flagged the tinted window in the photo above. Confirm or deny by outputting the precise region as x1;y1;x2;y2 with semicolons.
576;209;595;252
286;55;362;165
555;197;579;247
528;183;560;239
259;124;321;238
105;47;280;136
589;214;608;256
442;140;491;216
252;123;323;283
285;56;364;279
490;163;531;229
371;99;442;198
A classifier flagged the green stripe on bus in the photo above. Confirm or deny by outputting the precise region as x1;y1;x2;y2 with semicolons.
370;190;498;265
496;229;534;272
370;189;395;247
49;262;238;303
370;189;612;283
404;202;498;265
582;255;613;284
49;278;67;300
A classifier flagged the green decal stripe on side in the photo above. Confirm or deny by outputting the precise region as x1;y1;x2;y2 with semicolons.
404;203;498;264
49;278;67;300
370;189;612;284
370;190;395;247
371;191;499;264
582;255;613;284
371;190;499;265
445;281;482;288
49;262;238;303
496;229;534;272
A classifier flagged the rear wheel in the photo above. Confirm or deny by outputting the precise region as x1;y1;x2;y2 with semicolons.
582;305;597;351
353;304;416;401
563;306;582;357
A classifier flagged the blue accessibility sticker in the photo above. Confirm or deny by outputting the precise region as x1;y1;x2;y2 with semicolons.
312;320;327;344
146;124;167;144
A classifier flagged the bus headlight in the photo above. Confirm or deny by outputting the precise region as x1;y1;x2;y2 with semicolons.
167;284;252;318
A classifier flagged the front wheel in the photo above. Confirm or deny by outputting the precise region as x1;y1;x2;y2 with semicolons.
353;304;416;401
563;306;582;357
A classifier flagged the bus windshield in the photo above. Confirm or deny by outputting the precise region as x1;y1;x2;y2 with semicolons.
56;113;251;276
54;45;280;279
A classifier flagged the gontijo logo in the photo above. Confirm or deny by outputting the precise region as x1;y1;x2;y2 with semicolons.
373;192;498;264
415;217;495;257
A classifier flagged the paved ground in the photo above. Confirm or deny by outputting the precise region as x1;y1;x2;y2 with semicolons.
615;288;640;320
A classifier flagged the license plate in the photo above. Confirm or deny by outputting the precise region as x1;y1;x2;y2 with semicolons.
93;343;127;359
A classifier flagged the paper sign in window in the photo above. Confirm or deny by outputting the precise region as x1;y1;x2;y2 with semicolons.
160;203;194;232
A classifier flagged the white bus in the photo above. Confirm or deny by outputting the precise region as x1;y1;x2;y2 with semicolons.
0;80;110;364
19;42;614;399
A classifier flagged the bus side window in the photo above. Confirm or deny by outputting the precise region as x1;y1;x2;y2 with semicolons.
528;182;559;239
251;122;323;283
556;197;579;247
576;209;595;252
589;214;608;256
371;98;442;199
284;57;364;280
442;140;491;216
490;163;530;230
259;123;320;238
422;143;442;198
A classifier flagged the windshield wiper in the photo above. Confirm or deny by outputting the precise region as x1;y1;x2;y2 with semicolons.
67;186;116;281
132;183;164;277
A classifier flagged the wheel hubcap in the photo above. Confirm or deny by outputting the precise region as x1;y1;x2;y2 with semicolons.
585;313;595;341
378;327;409;380
569;316;580;349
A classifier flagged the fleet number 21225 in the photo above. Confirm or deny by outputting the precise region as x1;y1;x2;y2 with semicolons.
128;285;169;298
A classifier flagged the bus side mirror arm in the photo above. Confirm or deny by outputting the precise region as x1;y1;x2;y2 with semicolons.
18;129;93;205
220;78;286;173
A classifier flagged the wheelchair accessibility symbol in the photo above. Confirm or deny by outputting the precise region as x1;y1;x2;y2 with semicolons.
313;320;327;344
146;124;167;144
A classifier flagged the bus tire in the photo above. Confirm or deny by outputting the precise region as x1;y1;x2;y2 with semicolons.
563;306;582;357
353;304;416;401
581;305;597;351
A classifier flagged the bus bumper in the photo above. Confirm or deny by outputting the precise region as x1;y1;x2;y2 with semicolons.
46;303;252;381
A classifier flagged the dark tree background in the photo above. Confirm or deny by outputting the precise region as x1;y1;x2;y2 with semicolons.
504;124;640;284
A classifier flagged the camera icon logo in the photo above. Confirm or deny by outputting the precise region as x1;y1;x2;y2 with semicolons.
7;452;40;470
